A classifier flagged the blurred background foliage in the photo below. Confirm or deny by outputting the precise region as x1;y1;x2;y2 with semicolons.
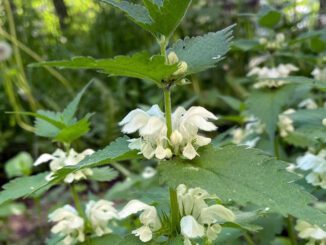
0;0;325;242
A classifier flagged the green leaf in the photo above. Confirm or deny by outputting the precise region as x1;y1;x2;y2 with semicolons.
258;5;281;28
246;85;295;140
0;202;26;217
34;110;62;138
232;39;260;51
0;173;51;205
100;0;152;31
49;137;138;183
169;25;235;74
33;52;177;84
4;152;33;178
101;0;191;38
142;0;192;38
89;167;119;182
62;81;93;124
54;115;92;144
78;234;142;245
159;145;326;227
272;76;326;90
284;109;326;147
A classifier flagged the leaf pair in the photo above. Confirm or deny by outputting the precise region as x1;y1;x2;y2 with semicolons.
30;82;93;144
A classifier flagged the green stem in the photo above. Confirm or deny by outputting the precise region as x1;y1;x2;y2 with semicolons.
169;187;180;235
273;136;280;159
287;215;298;245
164;89;173;139
70;184;84;218
244;233;256;245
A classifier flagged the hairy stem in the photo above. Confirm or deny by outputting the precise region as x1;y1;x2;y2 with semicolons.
169;187;180;235
164;89;173;139
287;215;298;245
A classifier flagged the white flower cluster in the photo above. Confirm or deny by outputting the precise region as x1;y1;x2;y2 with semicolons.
296;150;326;189
0;41;12;61
34;148;94;183
231;116;265;148
119;105;217;160
312;67;326;81
247;64;298;89
278;109;295;138
298;98;318;110
119;184;235;245
295;220;326;245
49;200;118;245
177;184;235;245
119;200;161;242
259;33;286;50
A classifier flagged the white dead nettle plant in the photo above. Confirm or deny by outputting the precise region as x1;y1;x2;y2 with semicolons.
49;205;85;245
296;150;326;189
295;220;326;245
119;184;235;245
34;148;94;183
247;64;298;89
312;67;326;81
119;200;162;242
119;105;217;160
86;200;119;236
277;109;296;138
231;116;265;148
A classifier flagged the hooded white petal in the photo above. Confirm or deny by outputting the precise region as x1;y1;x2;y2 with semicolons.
182;143;198;160
199;205;235;225
132;225;153;242
180;215;205;239
34;153;56;166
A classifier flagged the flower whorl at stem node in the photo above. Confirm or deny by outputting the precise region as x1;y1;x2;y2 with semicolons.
119;105;218;160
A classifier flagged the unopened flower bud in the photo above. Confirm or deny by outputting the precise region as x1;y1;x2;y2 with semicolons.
322;118;326;127
171;130;183;145
173;61;188;76
167;51;179;64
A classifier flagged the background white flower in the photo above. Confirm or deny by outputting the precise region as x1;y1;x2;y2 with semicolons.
34;148;94;183
0;41;12;61
49;205;85;245
177;184;235;244
119;199;161;242
86;200;118;236
296;150;326;188
278;109;296;138
248;64;298;89
295;220;326;244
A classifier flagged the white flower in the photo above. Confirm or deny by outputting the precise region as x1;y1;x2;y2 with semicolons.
86;200;118;236
177;184;235;244
49;205;85;245
312;67;326;81
278;109;295;138
0;41;12;61
120;105;217;160
248;64;298;89
142;166;157;179
34;148;94;183
295;220;326;244
296;150;326;188
323;118;326;127
167;51;188;76
231;116;264;148
119;200;161;242
298;99;318;109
